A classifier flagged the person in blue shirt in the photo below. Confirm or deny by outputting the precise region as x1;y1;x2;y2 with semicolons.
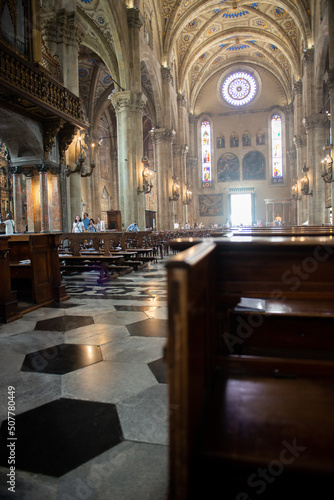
126;221;139;232
82;212;90;231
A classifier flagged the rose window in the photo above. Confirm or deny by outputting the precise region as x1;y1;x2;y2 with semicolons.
222;72;257;106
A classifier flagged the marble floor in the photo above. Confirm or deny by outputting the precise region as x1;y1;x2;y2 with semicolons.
0;260;170;500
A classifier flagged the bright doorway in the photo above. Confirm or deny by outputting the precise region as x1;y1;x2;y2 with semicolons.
230;193;253;226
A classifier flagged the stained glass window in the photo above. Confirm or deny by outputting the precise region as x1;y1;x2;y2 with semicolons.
271;114;283;182
222;72;257;106
201;120;212;187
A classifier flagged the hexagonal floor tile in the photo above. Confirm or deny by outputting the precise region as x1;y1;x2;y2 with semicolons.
0;398;123;477
21;343;103;374
148;357;167;383
126;318;168;338
34;315;94;332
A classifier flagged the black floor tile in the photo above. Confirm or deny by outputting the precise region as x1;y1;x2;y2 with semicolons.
34;315;94;332
114;305;161;312
126;318;168;337
21;343;103;374
0;398;123;477
47;302;80;309
149;357;167;383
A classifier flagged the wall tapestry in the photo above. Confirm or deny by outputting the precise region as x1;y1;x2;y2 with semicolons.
217;153;240;182
242;151;266;180
199;194;223;216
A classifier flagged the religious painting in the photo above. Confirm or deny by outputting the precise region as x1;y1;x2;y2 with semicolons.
217;153;240;182
199;194;223;216
242;132;251;146
216;134;225;148
242;151;266;180
256;130;265;145
230;133;239;147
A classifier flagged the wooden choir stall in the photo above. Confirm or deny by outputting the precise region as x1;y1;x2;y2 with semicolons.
0;233;69;323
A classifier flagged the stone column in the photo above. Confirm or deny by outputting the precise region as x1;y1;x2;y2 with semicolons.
150;128;176;230
111;150;119;210
11;167;24;233
50;167;62;231
293;135;304;224
302;114;327;225
22;168;35;233
288;149;298;224
293;80;304;180
109;90;147;230
36;164;50;233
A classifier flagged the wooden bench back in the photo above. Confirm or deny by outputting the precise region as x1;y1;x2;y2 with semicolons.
166;235;334;499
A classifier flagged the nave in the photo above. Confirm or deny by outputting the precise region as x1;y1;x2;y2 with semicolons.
0;260;169;500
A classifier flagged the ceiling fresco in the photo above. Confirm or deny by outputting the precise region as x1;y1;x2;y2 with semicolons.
75;0;311;125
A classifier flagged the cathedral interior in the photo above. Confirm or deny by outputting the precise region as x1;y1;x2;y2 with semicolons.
0;0;332;232
0;1;334;499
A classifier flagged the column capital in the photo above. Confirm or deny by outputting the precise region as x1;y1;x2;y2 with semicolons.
287;149;297;160
327;68;334;91
293;134;303;148
177;93;187;108
109;90;147;113
149;128;176;145
8;165;23;175
127;7;142;31
161;66;173;85
302;113;328;131
35;163;50;173
22;167;34;178
302;47;314;67
293;79;302;96
57;9;84;46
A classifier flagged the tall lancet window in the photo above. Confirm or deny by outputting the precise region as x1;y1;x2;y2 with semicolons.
271;114;283;183
201;120;212;187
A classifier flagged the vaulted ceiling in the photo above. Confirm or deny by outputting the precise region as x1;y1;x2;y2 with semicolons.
75;1;312;126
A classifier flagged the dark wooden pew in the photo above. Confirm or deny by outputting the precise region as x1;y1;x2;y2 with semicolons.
166;236;334;499
0;236;22;323
8;234;69;307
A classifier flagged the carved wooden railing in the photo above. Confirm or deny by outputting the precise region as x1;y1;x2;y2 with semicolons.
0;40;82;124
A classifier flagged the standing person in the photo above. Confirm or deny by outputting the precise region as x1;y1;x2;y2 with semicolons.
0;213;15;234
72;215;84;233
95;217;101;232
88;219;97;232
126;221;139;232
82;212;90;232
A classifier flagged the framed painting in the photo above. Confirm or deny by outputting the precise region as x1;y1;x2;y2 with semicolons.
199;194;223;216
217;153;240;182
242;151;266;180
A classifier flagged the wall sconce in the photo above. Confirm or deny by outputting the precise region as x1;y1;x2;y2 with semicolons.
321;152;333;183
301;165;313;196
169;175;180;202
291;180;300;200
183;183;193;205
137;155;153;194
